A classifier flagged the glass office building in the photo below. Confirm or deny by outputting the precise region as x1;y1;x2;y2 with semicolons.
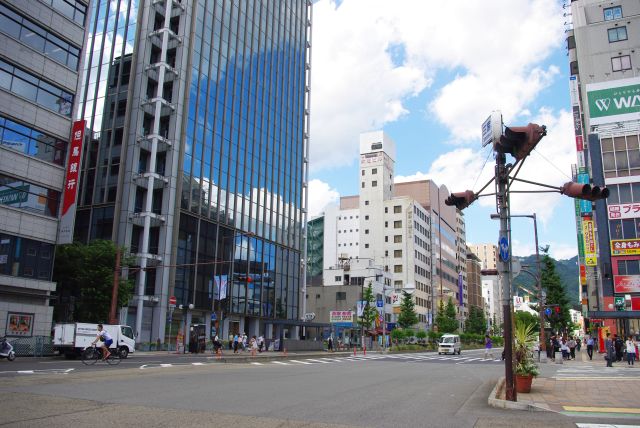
72;0;311;344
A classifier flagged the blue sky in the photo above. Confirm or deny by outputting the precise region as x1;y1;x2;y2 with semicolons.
306;0;580;260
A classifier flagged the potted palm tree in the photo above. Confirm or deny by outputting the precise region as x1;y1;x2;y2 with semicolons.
514;320;540;393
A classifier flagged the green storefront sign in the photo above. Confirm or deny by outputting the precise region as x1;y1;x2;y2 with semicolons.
0;185;29;206
587;80;640;123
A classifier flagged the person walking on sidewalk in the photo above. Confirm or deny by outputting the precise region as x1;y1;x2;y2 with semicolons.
250;335;258;357
327;335;334;352
614;334;624;362
626;336;637;366
233;334;239;354
484;335;494;360
568;336;576;360
605;333;615;367
586;336;594;360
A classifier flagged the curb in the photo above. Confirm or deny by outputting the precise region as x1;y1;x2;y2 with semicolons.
487;377;549;412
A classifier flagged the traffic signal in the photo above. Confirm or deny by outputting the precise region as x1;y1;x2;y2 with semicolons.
444;190;476;210
560;182;609;201
494;123;547;161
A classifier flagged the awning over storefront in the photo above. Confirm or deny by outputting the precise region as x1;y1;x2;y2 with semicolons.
588;311;640;319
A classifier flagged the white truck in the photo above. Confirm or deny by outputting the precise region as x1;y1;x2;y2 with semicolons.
53;323;135;358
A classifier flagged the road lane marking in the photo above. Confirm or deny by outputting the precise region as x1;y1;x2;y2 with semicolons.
289;359;313;365
160;364;172;368
305;359;331;364
272;361;290;365
318;358;343;362
18;370;34;374
251;362;263;365
565;406;640;414
192;362;204;366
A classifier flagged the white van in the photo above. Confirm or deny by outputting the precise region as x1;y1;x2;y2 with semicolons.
438;334;461;355
53;323;136;358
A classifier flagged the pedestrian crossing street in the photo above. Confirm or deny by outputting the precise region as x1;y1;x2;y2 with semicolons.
554;364;640;380
249;352;504;367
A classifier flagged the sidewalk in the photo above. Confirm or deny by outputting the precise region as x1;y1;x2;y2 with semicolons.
489;349;640;418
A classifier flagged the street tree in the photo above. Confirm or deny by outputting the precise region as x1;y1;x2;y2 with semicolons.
53;240;133;323
465;306;487;334
435;298;458;333
397;291;418;329
513;310;540;332
359;283;379;332
540;246;571;332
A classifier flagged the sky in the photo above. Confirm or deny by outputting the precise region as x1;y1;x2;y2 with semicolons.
306;0;580;261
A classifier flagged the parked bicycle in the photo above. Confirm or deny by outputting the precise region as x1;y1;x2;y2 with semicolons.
81;345;121;366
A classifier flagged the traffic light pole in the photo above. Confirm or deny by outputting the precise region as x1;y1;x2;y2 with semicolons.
496;152;516;402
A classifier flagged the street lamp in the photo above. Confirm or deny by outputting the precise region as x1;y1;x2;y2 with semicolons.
508;213;547;362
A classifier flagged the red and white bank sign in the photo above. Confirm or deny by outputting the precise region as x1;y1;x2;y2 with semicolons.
613;275;640;294
57;120;85;244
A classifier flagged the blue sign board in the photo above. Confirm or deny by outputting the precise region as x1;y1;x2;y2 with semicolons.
386;323;396;330
211;313;217;321
376;300;384;308
499;236;510;262
545;308;552;316
577;173;592;214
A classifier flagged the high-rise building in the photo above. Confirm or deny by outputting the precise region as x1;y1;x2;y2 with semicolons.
66;0;311;344
469;243;498;270
466;247;483;311
307;131;467;332
0;0;88;337
567;0;640;335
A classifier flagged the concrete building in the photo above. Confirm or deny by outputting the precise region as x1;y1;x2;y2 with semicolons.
0;0;88;337
306;131;467;332
469;243;498;270
567;0;640;335
64;0;312;345
466;248;483;311
481;274;502;332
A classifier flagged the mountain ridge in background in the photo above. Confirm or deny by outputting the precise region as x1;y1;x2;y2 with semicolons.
511;254;580;305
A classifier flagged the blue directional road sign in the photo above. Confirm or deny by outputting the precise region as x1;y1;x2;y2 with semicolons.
211;312;217;321
545;308;552;316
376;300;384;308
499;236;510;262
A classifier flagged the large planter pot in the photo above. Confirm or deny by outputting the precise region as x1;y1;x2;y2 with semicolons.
516;374;534;393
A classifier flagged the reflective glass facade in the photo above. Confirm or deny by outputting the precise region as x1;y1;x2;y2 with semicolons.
73;0;311;341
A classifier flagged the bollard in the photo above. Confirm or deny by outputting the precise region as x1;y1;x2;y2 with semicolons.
353;346;356;356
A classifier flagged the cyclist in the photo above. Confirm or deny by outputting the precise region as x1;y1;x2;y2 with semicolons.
91;324;113;360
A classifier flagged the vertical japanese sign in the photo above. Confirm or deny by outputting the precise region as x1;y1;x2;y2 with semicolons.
458;271;464;306
570;76;586;172
582;218;596;266
577;173;592;215
58;120;85;244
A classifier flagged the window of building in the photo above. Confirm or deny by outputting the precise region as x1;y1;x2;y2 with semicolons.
385;236;388;242
612;55;631;72
371;142;382;150
394;235;402;243
0;173;60;217
604;6;622;21
608;26;628;42
0;115;67;165
335;276;342;282
394;205;401;213
361;170;365;176
364;243;369;248
372;180;377;187
0;5;81;69
0;59;73;115
336;292;346;300
365;215;369;220
361;182;365;188
394;265;403;273
365;201;369;205
394;220;402;228
43;0;87;25
394;249;402;258
385;221;388;227
384;207;388;213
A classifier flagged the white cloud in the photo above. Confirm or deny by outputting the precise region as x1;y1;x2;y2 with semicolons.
307;179;341;217
310;0;564;170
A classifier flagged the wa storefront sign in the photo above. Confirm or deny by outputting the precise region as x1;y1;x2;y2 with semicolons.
586;77;640;125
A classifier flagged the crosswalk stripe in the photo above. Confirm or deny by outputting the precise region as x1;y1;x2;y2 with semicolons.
289;359;313;365
272;361;290;365
251;362;263;365
305;358;331;364
318;358;342;362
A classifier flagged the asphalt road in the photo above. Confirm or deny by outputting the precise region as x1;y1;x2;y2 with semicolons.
0;349;635;427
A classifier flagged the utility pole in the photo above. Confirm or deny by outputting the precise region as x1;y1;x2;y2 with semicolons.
109;247;121;325
496;151;516;402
